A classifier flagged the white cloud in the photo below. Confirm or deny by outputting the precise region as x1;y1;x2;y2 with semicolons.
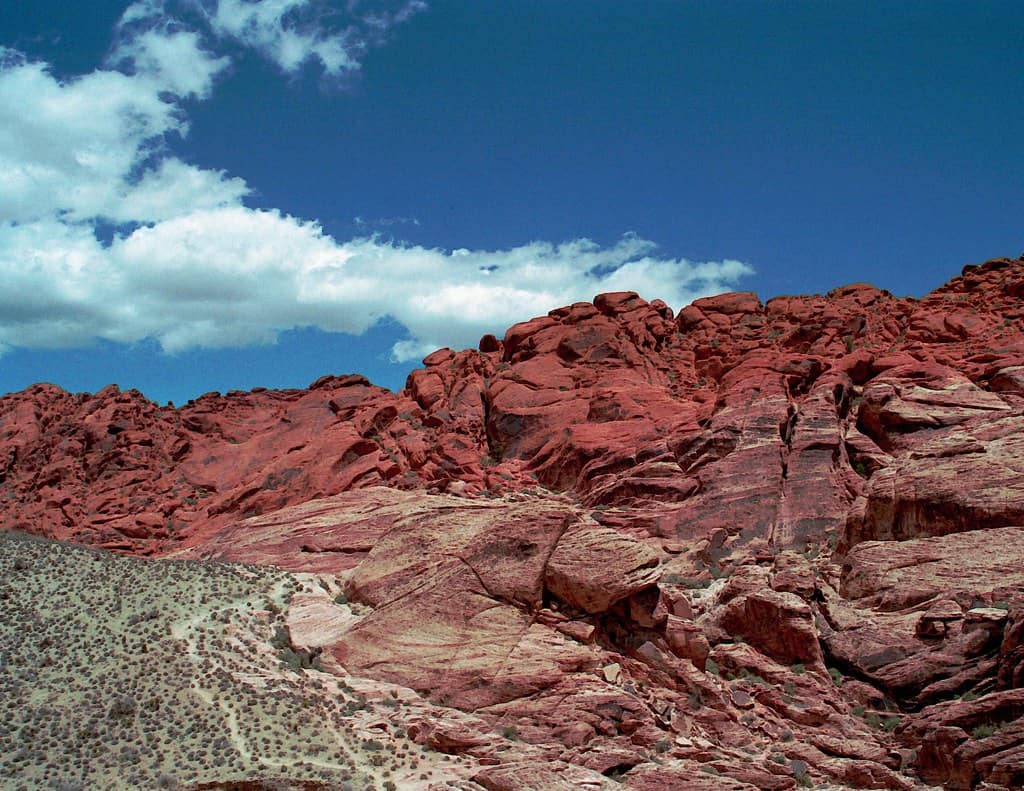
0;47;244;226
105;159;249;224
0;1;426;226
0;206;752;361
0;220;114;349
354;215;421;229
111;28;229;98
199;0;354;73
118;0;428;77
0;57;180;223
0;4;754;370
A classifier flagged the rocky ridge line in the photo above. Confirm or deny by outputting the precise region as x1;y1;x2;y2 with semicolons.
1;256;1024;788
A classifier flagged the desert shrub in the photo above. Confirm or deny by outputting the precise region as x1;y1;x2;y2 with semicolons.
661;572;709;589
737;668;768;686
972;722;1005;739
107;695;136;721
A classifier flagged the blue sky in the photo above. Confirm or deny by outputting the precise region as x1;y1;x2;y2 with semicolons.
1;1;1022;404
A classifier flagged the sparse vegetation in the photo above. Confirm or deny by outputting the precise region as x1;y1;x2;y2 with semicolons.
0;531;435;788
661;572;710;589
972;721;1009;740
865;712;901;732
735;668;769;686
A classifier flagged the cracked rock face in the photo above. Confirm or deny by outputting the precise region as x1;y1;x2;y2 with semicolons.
3;256;1024;788
194;489;662;711
335;494;600;710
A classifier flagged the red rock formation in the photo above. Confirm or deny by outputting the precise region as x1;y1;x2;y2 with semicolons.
3;255;1024;788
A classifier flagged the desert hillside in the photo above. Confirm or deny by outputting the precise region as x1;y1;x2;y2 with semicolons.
2;256;1024;789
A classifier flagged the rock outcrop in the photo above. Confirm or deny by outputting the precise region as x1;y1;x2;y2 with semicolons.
3;255;1024;788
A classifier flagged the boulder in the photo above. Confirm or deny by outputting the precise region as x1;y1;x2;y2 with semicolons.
717;589;826;672
544;525;661;614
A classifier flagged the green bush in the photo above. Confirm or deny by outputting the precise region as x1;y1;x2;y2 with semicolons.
972;722;1007;739
270;626;290;650
277;646;322;671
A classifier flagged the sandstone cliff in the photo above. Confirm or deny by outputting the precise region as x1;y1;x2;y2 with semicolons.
2;256;1023;789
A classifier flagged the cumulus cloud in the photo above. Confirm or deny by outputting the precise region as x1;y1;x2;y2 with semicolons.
1;0;423;229
1;55;188;224
0;2;753;368
0;41;247;230
0;207;751;360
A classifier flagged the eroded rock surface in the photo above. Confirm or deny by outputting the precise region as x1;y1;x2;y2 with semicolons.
3;256;1024;788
